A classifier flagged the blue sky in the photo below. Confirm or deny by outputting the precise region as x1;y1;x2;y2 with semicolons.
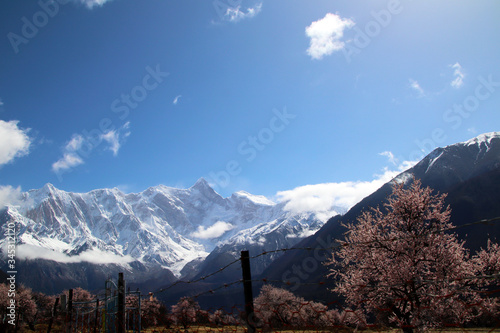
1;0;499;211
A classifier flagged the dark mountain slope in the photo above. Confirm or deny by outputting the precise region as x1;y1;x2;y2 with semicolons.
262;132;500;302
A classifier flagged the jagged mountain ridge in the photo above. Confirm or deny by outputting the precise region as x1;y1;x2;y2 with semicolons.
0;178;325;289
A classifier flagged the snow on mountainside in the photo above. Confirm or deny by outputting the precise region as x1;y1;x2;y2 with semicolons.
262;132;500;302
0;178;325;277
464;132;499;147
400;131;500;187
191;132;500;282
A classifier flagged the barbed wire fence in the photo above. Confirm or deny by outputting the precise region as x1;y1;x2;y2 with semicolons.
27;217;500;332
138;216;500;333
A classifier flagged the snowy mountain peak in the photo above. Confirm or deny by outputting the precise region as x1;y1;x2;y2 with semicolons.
42;183;56;190
28;183;67;204
40;183;58;195
188;178;223;202
406;131;500;183
191;177;211;190
462;131;499;147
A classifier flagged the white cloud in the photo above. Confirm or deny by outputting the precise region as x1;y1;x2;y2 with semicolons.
191;221;234;239
112;122;130;155
16;244;135;265
0;120;31;166
225;3;262;22
78;0;112;9
277;159;418;217
52;122;130;173
0;185;22;208
450;62;465;89
305;13;355;60
100;122;130;156
52;134;86;173
52;153;84;173
409;79;425;96
66;134;84;151
0;98;4;106
101;131;120;156
379;151;398;166
173;95;182;105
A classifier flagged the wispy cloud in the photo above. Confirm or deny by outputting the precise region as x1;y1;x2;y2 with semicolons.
100;122;131;156
0;120;31;166
450;62;465;89
66;134;84;151
225;3;262;22
467;127;477;134
52;122;131;174
173;95;182;105
52;153;84;173
16;244;135;265
379;151;398;166
277;159;417;220
0;98;4;106
409;78;425;97
0;185;22;208
191;221;234;239
77;0;112;9
305;13;355;60
52;134;85;173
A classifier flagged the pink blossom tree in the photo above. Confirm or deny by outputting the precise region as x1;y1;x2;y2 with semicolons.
254;284;337;329
142;295;163;327
32;291;56;326
63;287;95;302
170;296;201;328
326;180;482;332
471;240;500;326
0;284;38;330
212;309;238;326
126;293;164;328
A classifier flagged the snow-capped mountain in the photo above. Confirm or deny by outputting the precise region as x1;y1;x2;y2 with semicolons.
3;132;498;296
393;131;500;186
263;132;500;301
0;177;325;292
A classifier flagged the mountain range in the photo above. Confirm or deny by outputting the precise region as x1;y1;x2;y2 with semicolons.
0;175;325;294
1;132;499;306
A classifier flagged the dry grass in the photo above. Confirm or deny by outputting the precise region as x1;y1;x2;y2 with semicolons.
137;327;500;333
18;324;499;333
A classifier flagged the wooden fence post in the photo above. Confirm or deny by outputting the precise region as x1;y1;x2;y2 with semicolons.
94;299;99;333
241;250;256;333
67;289;73;333
46;297;59;333
117;272;126;333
